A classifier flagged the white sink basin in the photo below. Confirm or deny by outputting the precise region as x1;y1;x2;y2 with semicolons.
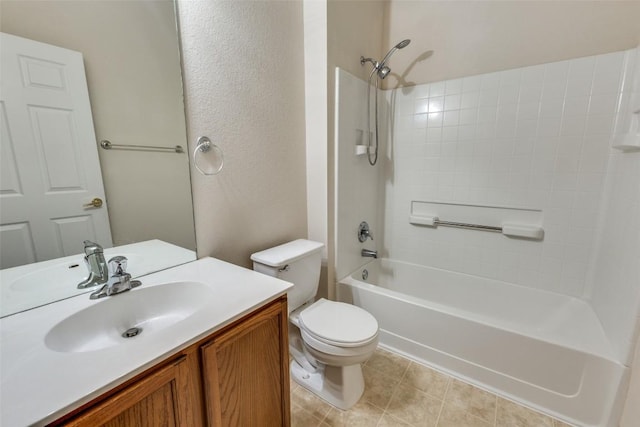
44;281;214;353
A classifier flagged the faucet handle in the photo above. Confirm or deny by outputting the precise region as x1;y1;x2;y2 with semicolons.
358;221;373;242
90;255;141;299
108;256;128;276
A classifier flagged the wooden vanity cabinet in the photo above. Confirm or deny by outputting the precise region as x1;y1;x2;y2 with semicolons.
51;297;290;427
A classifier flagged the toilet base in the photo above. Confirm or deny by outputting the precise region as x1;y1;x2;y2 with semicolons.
290;359;365;410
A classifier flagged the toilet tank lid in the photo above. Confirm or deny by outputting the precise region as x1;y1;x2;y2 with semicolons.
251;239;324;267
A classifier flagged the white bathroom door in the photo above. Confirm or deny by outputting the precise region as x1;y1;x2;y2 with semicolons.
0;32;112;268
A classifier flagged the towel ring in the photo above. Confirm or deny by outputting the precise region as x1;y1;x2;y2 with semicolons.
193;136;224;176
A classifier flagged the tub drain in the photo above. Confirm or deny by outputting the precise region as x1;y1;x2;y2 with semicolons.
122;327;142;338
362;269;368;280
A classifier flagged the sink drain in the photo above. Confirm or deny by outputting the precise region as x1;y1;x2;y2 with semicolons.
122;327;142;338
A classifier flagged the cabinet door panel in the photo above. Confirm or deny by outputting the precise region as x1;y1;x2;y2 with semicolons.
101;382;178;427
201;301;289;427
60;356;190;427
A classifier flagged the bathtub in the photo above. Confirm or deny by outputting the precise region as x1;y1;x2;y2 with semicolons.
337;259;629;427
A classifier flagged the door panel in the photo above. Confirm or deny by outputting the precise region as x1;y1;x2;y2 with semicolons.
0;102;22;195
29;106;85;191
0;222;36;267
51;216;97;255
19;55;67;90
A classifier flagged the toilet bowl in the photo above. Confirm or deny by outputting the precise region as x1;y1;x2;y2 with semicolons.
251;240;379;409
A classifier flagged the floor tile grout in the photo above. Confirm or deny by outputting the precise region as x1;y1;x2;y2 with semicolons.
433;379;451;426
493;391;499;427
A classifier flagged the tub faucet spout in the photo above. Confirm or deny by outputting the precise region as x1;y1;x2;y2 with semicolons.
361;249;378;259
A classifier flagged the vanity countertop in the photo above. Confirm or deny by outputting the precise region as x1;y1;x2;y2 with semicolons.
0;257;293;427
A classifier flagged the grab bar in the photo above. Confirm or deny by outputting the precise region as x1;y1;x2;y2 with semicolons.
100;140;184;153
409;215;544;240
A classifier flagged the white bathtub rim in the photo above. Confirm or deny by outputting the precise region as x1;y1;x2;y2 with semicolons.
339;258;617;363
345;257;598;308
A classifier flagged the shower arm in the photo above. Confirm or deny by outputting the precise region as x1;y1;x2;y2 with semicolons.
360;56;380;79
360;56;378;67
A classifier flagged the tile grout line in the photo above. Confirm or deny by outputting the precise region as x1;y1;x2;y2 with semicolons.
292;384;332;426
317;392;335;426
375;358;412;425
433;377;452;427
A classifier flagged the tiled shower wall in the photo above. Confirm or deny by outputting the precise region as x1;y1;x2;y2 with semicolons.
382;48;635;298
590;48;640;364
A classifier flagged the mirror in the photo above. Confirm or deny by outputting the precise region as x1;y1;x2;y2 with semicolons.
0;0;196;316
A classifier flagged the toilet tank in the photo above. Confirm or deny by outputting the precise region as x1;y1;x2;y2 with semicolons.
251;239;324;312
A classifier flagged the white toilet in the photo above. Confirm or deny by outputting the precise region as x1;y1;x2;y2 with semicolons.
251;239;379;410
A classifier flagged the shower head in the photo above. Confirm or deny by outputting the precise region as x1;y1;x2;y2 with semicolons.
378;66;392;79
396;39;411;49
377;39;411;79
380;39;411;66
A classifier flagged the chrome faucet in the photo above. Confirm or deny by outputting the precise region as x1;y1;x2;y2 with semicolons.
77;240;109;289
90;256;141;299
361;249;378;259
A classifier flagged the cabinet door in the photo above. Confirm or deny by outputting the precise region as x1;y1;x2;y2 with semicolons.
201;299;290;427
59;356;199;427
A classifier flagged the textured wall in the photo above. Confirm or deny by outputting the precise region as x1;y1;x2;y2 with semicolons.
177;0;307;268
382;0;640;88
0;0;196;250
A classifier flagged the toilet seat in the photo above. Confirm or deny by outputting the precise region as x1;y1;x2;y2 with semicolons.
298;299;378;348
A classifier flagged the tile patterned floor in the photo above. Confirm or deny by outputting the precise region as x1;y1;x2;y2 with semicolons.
290;348;574;427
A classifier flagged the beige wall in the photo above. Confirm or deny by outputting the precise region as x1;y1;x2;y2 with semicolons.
1;0;196;250
326;0;385;297
383;0;640;88
177;0;307;268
